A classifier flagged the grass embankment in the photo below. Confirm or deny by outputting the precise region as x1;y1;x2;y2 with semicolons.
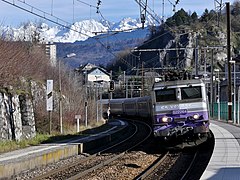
0;121;109;154
0;134;50;154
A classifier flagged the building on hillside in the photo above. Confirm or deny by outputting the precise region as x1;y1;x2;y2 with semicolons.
45;42;57;66
76;63;111;84
87;67;111;82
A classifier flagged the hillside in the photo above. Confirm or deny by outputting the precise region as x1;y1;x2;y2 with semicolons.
57;28;149;67
107;5;240;77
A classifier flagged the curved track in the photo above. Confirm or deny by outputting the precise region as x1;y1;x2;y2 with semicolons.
31;120;152;180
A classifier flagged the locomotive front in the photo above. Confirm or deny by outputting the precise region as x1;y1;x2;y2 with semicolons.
152;79;210;140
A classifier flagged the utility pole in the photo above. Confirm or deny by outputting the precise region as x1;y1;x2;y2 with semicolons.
110;70;113;99
137;0;147;28
210;49;214;117
214;0;223;26
141;62;144;97
85;70;88;127
59;60;63;134
226;2;232;122
176;34;179;69
162;0;165;23
195;33;199;77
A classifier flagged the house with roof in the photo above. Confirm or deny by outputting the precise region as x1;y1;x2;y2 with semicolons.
76;63;111;83
87;67;111;82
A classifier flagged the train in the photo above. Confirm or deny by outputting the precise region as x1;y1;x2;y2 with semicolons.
102;78;210;144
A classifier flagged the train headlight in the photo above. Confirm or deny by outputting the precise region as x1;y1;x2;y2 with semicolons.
162;116;172;122
193;114;200;120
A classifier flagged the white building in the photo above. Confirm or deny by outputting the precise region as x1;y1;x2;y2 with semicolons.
87;67;111;82
45;42;57;66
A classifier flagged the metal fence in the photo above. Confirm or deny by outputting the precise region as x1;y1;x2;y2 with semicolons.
211;102;239;123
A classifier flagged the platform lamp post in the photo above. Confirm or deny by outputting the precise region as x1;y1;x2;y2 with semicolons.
59;53;76;134
214;69;220;121
94;76;102;123
230;60;236;124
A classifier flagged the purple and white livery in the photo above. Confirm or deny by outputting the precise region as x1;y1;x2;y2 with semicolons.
101;79;210;143
152;79;210;138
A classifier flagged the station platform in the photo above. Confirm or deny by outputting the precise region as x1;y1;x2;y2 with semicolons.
201;120;240;180
0;119;127;179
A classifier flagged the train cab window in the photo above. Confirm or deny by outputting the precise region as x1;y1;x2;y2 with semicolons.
181;86;202;99
155;88;177;102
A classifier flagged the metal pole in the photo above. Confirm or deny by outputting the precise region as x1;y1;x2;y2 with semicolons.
215;69;220;121
217;70;220;121
96;85;99;122
59;60;63;134
234;62;236;124
162;0;165;23
110;70;113;99
141;62;144;97
238;87;240;124
204;48;207;80
49;111;52;134
85;103;88;127
126;78;128;98
195;33;199;77
77;118;80;133
230;60;236;123
100;86;102;120
226;2;232;122
85;70;88;127
131;81;133;98
210;49;214;117
123;71;126;89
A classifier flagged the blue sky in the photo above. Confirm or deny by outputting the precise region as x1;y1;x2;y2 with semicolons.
0;0;236;27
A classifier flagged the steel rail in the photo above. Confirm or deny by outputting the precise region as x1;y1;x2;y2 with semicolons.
67;120;152;180
33;120;151;180
32;122;133;180
134;152;169;180
180;151;198;180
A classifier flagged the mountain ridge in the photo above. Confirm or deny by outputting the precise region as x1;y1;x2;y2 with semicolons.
0;17;153;43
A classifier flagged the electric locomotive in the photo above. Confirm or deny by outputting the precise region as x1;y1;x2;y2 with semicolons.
152;79;210;140
101;78;210;145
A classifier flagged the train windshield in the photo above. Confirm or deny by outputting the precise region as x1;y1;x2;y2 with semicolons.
181;86;202;99
155;88;177;102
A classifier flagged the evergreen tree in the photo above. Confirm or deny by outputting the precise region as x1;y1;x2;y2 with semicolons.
232;0;240;16
166;8;191;26
191;12;198;22
200;9;216;22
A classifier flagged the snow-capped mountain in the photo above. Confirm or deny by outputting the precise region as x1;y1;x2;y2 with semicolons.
0;18;152;43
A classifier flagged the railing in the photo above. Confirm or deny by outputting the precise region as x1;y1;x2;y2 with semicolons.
210;102;239;123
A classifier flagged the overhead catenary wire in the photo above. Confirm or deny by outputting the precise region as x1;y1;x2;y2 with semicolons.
75;0;97;8
7;0;182;69
1;0;133;68
130;0;227;69
95;7;140;59
2;0;223;70
51;0;53;15
92;1;180;67
73;0;75;23
93;7;138;66
134;0;162;25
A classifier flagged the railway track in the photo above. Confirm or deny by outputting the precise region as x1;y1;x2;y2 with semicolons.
17;122;213;180
142;131;214;179
134;152;169;180
26;120;152;180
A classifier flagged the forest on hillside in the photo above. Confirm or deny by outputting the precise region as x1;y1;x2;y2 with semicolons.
1;0;240;134
0;40;98;134
107;0;240;77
